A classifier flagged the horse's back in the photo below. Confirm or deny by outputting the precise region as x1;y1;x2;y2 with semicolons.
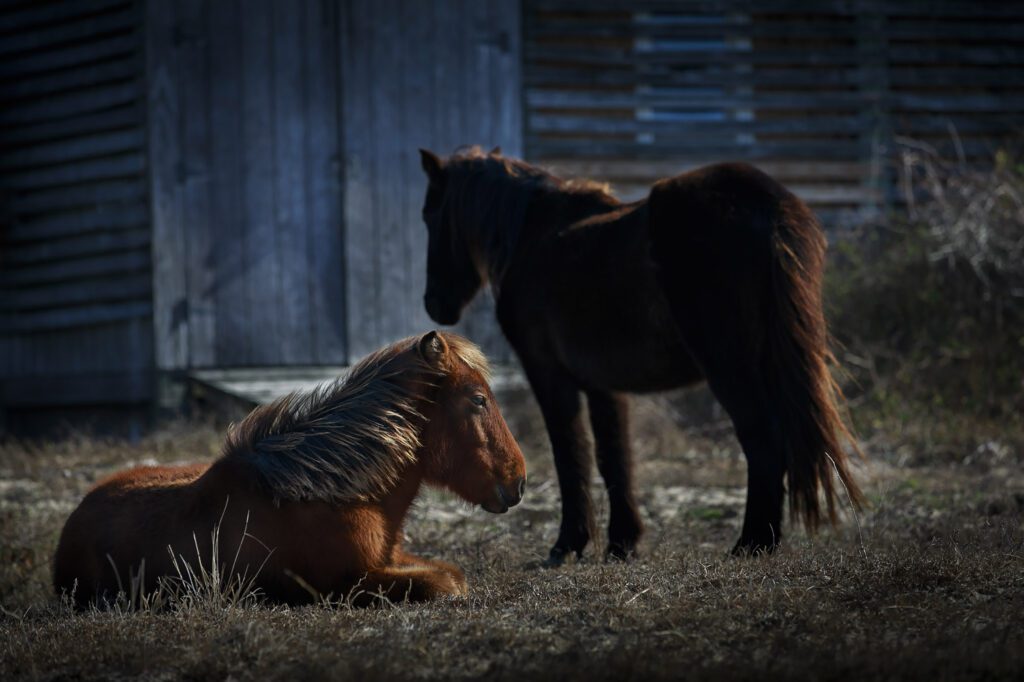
648;162;800;252
92;462;208;492
651;162;796;204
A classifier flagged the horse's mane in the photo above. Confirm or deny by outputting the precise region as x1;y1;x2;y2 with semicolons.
222;332;489;505
441;146;617;283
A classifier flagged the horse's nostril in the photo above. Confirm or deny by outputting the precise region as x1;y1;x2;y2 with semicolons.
517;476;526;499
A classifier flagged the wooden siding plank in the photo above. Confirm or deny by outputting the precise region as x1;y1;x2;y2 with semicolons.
525;65;868;88
3;273;151;311
240;0;283;365
0;5;136;56
5;227;149;266
176;0;215;368
542;158;868;181
339;0;380;359
0;370;152;406
2;250;149;287
525;46;867;67
0;107;139;149
0;57;137;101
303;0;346;364
0;0;129;34
0;128;143;171
529;0;1024;15
7;202;148;242
0;81;139;127
528;139;865;159
2;301;151;333
0;33;138;80
368;0;408;347
610;183;879;204
270;0;313;364
396;0;437;347
0;153;144;191
207;0;249;366
525;90;871;110
145;0;188;370
889;68;1024;87
529;114;866;135
8;178;145;215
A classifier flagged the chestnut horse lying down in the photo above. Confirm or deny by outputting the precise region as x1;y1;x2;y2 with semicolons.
54;331;526;607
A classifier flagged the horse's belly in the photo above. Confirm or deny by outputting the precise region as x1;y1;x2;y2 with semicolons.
554;289;703;393
562;336;702;393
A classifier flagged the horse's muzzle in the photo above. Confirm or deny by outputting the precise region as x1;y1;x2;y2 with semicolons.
482;477;526;514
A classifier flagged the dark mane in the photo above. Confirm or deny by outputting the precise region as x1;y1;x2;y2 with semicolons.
222;333;489;504
441;146;618;283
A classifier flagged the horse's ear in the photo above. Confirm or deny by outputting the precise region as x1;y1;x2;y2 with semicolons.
490;146;502;156
419;148;444;185
417;330;449;368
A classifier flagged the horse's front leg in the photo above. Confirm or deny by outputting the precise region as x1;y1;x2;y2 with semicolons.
524;365;595;566
586;390;643;560
395;551;466;589
345;562;467;606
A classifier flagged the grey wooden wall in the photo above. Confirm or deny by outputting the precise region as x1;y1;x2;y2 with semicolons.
340;0;522;361
0;0;154;412
147;0;346;370
148;0;522;370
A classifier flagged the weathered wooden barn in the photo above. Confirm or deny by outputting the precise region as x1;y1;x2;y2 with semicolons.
2;0;1022;433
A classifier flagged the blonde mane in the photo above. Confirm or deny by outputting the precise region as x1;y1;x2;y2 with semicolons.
222;332;489;504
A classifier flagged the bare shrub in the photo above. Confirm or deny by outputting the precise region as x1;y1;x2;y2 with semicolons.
828;136;1024;424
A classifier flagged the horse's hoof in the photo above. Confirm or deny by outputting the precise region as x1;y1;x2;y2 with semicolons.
605;542;639;563
542;546;579;568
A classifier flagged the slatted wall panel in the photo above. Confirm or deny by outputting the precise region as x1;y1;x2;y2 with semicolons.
884;4;1024;162
0;0;153;410
524;0;1024;228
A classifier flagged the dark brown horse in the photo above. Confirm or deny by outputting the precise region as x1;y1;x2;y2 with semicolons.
418;147;863;563
54;331;526;606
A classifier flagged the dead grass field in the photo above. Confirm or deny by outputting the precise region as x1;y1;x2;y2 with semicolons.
2;386;1023;681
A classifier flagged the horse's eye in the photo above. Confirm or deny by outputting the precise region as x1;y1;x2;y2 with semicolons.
470;394;487;408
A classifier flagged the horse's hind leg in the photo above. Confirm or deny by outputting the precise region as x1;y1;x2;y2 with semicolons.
586;390;643;560
683;333;785;553
651;230;785;553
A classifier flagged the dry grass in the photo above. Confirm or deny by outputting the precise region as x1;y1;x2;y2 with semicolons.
2;386;1023;681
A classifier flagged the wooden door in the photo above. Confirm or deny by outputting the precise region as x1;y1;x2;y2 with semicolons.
147;0;346;369
338;0;523;361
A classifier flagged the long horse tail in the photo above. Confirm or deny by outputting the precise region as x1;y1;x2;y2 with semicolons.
768;196;865;529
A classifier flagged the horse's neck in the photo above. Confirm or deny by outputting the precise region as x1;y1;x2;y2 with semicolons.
378;461;424;532
470;178;617;290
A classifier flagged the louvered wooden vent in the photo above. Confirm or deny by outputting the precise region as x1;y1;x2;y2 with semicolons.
0;0;152;406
